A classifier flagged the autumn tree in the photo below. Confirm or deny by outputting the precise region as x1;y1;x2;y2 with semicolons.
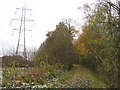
76;0;119;87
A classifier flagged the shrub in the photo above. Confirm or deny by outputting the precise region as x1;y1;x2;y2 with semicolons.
28;67;47;84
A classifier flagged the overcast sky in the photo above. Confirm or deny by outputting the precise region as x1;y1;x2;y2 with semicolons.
0;0;97;56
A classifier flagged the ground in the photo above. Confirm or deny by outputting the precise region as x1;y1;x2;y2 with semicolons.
51;64;108;88
1;64;108;88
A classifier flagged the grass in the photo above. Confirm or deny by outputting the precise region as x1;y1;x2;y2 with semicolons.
73;64;108;88
56;64;108;88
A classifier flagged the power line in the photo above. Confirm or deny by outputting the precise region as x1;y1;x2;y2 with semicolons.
11;2;34;59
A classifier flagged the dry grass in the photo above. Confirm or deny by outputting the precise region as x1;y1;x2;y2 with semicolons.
28;67;47;83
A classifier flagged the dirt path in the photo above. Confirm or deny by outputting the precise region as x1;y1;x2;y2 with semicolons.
62;64;107;88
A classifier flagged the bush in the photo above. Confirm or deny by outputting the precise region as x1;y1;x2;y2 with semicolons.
28;67;47;84
34;57;65;79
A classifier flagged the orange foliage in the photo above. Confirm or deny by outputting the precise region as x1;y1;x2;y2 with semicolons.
73;30;79;34
75;41;89;56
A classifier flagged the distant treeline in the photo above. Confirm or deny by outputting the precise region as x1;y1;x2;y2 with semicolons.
2;55;34;67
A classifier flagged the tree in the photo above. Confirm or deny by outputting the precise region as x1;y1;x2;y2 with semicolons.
36;22;76;69
76;0;119;87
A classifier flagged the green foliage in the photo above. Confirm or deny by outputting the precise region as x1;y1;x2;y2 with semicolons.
36;22;76;69
2;52;66;88
34;55;65;79
75;0;119;88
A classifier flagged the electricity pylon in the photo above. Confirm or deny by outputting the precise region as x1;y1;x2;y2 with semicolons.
11;4;34;59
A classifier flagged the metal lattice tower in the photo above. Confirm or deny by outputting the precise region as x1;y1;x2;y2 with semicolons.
11;3;34;59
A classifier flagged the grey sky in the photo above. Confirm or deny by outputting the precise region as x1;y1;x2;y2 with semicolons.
0;0;97;56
